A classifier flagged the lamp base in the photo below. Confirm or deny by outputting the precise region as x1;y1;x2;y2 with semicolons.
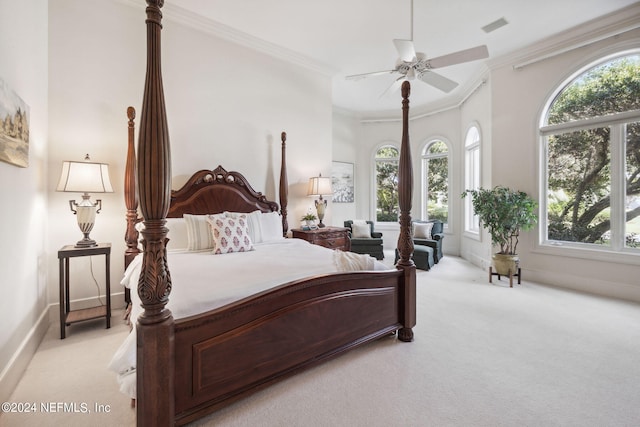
315;196;327;229
71;196;99;248
75;237;97;248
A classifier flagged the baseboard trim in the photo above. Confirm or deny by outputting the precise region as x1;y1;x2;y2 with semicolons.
0;305;50;403
460;251;491;271
0;291;127;403
526;267;640;304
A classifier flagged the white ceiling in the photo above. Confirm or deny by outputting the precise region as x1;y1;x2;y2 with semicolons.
166;0;639;115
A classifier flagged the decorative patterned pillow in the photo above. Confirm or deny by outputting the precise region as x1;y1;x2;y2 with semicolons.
206;214;254;254
414;222;434;239
351;223;371;239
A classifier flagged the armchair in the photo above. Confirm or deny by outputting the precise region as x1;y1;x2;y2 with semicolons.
344;220;384;260
413;220;445;263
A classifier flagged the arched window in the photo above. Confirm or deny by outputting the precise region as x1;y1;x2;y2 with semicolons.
375;145;399;222
464;126;481;233
540;53;640;252
421;139;449;225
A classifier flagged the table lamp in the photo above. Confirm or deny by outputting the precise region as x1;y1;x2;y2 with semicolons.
307;173;332;228
56;154;113;247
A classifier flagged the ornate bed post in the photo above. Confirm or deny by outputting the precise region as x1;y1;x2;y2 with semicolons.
280;131;289;235
136;1;174;426
396;81;416;342
124;106;140;270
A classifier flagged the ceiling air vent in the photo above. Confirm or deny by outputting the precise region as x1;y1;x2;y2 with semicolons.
482;17;509;33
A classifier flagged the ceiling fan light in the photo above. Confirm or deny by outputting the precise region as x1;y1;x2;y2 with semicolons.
406;68;416;80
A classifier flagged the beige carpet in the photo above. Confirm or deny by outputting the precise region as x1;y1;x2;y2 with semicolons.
3;256;640;427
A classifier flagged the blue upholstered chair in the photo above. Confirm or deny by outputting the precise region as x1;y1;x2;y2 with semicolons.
394;245;434;271
344;220;384;260
412;220;445;263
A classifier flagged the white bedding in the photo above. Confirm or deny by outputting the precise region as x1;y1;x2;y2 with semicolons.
109;238;389;398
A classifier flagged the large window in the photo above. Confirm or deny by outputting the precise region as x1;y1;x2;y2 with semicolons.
464;126;481;233
375;145;399;222
421;140;449;225
541;54;640;252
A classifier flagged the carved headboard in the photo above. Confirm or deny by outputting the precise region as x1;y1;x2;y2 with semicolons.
167;166;279;218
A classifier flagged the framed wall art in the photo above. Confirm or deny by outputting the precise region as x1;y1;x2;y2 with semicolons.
331;161;354;203
0;77;30;168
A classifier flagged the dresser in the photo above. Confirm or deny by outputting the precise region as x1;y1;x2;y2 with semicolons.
291;227;351;251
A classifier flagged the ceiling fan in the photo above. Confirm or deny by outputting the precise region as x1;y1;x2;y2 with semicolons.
345;0;489;96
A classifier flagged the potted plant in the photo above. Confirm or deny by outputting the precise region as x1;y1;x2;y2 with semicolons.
462;186;538;275
301;212;317;228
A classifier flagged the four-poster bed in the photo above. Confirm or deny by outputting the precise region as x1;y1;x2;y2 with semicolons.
120;1;416;425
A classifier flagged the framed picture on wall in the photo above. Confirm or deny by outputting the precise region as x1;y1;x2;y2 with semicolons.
0;77;30;168
331;161;354;203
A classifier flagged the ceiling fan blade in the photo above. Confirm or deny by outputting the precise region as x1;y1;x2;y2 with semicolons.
345;69;396;81
393;39;417;62
428;45;489;69
418;71;458;93
380;76;405;98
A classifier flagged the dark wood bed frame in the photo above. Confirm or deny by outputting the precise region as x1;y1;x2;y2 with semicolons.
124;2;416;425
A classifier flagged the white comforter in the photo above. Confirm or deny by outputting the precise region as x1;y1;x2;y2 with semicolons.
109;238;389;397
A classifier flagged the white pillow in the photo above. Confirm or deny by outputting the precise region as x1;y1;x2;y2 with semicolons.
206;214;254;254
133;217;189;251
351;223;371;238
184;213;224;251
414;222;434;239
259;211;284;242
165;217;189;250
225;210;284;243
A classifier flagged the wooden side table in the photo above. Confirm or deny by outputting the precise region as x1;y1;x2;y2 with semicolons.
291;227;351;251
58;243;111;339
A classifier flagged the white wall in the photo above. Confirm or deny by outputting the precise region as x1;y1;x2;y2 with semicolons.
459;78;492;268
331;109;359;226
409;106;462;256
47;0;333;308
0;0;49;402
489;26;640;301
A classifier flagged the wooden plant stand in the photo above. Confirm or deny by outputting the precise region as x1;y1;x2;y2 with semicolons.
489;266;521;288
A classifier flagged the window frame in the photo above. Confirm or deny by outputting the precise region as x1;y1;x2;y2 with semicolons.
463;124;481;238
372;143;400;224
536;51;640;264
420;138;451;229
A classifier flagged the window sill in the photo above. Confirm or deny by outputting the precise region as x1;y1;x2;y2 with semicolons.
534;242;640;266
463;230;481;241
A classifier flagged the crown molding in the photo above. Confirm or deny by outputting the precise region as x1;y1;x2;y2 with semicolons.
488;2;640;71
113;0;337;77
356;68;490;124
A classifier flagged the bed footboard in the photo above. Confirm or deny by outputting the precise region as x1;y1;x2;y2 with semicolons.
173;270;406;425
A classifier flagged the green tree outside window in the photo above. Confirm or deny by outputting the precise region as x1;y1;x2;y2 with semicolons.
545;55;640;248
376;146;399;222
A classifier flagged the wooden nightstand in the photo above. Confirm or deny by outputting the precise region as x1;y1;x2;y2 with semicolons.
58;243;111;339
291;227;351;251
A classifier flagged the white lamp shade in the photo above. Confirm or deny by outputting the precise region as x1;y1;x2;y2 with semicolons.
307;175;332;196
57;160;113;193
